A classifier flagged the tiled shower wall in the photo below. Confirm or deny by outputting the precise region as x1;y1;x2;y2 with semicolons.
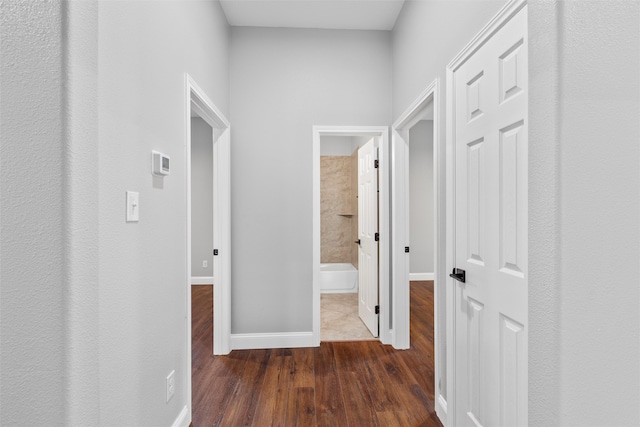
350;149;358;268
321;155;358;264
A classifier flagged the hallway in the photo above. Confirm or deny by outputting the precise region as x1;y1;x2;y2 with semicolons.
191;282;441;426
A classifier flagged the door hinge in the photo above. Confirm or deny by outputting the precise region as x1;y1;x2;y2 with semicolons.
375;232;380;242
213;249;219;256
374;159;379;168
405;246;410;253
375;305;380;315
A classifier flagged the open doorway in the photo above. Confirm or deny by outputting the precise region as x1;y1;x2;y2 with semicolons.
312;126;390;346
319;135;363;341
392;79;446;420
190;116;215;287
318;135;378;341
185;74;231;422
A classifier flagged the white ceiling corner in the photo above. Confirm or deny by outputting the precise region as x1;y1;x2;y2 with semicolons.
219;0;406;31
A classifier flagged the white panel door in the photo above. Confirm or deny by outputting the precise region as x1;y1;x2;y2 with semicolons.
358;138;379;337
452;5;528;427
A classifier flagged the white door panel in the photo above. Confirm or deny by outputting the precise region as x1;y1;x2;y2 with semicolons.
358;138;379;337
452;5;528;427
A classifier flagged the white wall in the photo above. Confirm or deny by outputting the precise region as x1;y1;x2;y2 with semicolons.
98;1;229;425
230;27;391;334
408;120;434;275
191;117;214;278
351;135;372;153
529;1;640;425
320;135;353;156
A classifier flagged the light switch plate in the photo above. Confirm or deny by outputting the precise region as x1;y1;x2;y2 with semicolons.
126;191;139;222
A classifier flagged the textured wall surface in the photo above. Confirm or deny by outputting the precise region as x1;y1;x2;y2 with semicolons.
350;149;359;268
230;27;391;334
528;1;562;423
0;2;66;424
529;1;640;425
61;1;101;424
1;1;100;424
321;156;353;264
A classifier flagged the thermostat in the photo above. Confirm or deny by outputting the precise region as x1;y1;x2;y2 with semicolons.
152;151;170;175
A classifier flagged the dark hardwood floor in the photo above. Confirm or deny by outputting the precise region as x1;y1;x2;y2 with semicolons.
191;282;442;426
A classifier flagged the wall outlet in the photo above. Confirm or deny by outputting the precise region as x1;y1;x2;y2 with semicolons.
202;260;208;268
166;370;175;402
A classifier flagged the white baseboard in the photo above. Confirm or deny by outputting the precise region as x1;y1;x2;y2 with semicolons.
410;272;434;281
436;394;447;425
230;332;315;350
191;276;214;285
171;405;189;427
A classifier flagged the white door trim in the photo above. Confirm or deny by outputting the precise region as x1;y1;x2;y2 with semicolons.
446;1;528;424
312;126;391;345
391;79;446;421
185;74;231;422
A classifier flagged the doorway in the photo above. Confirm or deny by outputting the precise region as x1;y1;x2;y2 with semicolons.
391;79;446;420
185;74;231;421
317;135;374;341
312;126;390;346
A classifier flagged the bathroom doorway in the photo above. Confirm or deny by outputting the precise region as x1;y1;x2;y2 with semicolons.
318;134;373;341
312;126;390;346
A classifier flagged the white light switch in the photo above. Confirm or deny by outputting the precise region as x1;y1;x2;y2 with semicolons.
126;191;139;222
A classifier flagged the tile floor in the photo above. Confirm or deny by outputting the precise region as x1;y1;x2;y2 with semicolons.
320;292;376;341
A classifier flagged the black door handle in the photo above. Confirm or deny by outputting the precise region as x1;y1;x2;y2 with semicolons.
449;268;466;283
354;239;361;245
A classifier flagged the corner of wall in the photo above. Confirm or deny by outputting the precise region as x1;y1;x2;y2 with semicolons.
528;1;562;424
0;0;99;424
61;0;101;425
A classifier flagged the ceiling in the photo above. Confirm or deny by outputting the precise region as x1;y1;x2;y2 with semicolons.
219;0;406;31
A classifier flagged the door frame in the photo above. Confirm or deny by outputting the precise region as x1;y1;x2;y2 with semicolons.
391;79;445;416
185;74;231;420
445;0;528;424
311;126;391;345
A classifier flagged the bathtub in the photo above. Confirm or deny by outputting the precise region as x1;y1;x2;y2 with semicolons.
320;263;358;293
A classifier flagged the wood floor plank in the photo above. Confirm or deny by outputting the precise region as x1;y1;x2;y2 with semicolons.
286;387;317;427
252;348;292;427
290;347;315;388
192;350;249;426
357;341;401;412
313;343;348;427
191;282;442;427
333;341;379;426
218;349;271;426
365;340;419;385
375;410;415;427
340;371;380;426
393;384;441;426
331;341;359;373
